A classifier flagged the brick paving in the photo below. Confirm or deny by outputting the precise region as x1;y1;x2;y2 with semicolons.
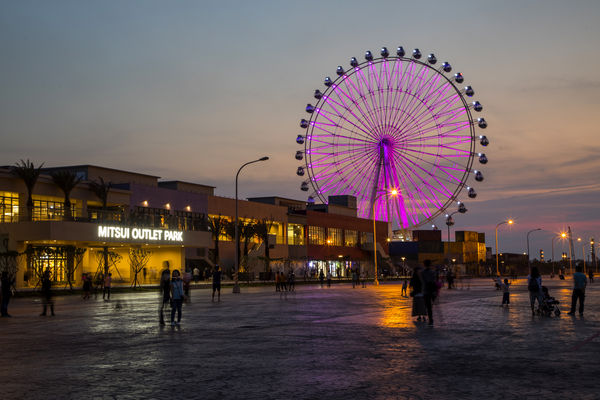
1;277;599;399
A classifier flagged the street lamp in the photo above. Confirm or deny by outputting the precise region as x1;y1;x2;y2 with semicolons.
526;228;542;268
551;232;567;275
495;219;514;276
591;238;597;273
577;238;586;273
233;156;269;293
372;189;398;286
445;205;467;242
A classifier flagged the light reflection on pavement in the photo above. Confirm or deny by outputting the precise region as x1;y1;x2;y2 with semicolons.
1;278;598;399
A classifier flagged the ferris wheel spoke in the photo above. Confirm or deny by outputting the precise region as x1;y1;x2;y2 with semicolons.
385;151;434;218
399;150;468;188
342;73;384;132
329;84;380;137
402;96;464;134
337;77;381;133
395;88;458;136
354;67;385;130
392;150;452;201
314;108;376;140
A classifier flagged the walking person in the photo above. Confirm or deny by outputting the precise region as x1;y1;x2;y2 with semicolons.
40;269;55;316
170;270;184;326
288;270;295;292
159;267;171;326
568;263;588;316
500;278;511;307
103;272;112;301
280;271;288;292
361;270;367;288
1;271;15;317
410;265;427;322
588;269;594;284
82;273;92;300
193;267;200;284
212;265;222;302
527;266;543;315
319;269;325;288
326;270;332;288
421;260;437;325
275;271;281;292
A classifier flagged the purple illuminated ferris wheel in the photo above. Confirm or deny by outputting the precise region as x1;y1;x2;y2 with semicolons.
294;46;489;228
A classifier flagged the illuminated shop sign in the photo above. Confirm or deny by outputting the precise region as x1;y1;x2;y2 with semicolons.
97;226;183;242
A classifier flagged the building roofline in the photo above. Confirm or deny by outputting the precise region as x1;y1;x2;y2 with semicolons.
40;164;161;179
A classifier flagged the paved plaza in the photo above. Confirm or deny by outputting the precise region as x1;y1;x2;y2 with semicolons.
1;277;599;399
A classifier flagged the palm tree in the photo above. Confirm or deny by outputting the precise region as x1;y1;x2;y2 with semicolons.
11;159;44;221
50;170;82;220
253;218;274;274
208;215;228;264
88;177;111;220
224;219;256;273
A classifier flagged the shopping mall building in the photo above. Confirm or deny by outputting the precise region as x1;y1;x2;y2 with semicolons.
0;164;389;289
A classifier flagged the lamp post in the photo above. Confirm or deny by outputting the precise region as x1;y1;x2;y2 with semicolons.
591;238;597;273
233;156;269;293
577;238;586;273
495;219;514;276
551;232;567;275
526;228;542;269
372;189;398;286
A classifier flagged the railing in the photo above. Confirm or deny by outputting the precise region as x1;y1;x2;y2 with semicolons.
0;205;209;232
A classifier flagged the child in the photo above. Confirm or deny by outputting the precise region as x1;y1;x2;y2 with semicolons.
501;278;510;306
401;278;408;297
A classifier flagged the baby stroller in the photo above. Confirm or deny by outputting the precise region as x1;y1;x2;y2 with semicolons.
538;286;561;316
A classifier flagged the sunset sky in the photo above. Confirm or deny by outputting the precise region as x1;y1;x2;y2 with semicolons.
1;0;599;256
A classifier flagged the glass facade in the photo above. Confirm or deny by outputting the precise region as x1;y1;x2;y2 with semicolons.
0;191;19;222
287;223;304;245
328;228;343;246
344;230;358;247
308;226;326;245
32;196;77;221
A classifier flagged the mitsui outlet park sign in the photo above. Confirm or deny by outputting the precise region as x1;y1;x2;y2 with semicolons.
97;225;184;242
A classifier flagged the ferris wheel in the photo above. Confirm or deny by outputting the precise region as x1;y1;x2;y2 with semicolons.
294;46;489;229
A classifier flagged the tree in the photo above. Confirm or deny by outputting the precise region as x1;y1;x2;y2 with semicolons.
208;215;228;264
64;246;86;290
253;218;274;273
50;170;82;220
129;247;152;288
89;177;111;213
11;159;44;221
95;250;123;278
89;177;113;274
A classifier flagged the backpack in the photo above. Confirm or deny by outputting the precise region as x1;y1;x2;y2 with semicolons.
528;277;539;292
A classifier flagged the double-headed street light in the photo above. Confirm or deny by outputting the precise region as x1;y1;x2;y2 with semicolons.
372;189;398;286
495;219;514;276
233;156;269;294
551;232;567;274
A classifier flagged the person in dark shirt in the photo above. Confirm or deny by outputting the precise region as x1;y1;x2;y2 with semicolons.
40;269;55;316
212;265;222;302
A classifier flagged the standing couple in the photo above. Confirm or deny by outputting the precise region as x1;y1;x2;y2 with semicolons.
159;266;186;326
410;260;437;325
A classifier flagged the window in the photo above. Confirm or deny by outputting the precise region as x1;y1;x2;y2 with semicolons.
308;226;326;245
344;230;358;247
0;192;19;222
287;223;305;245
32;196;77;221
328;228;342;246
360;231;373;245
269;221;285;245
